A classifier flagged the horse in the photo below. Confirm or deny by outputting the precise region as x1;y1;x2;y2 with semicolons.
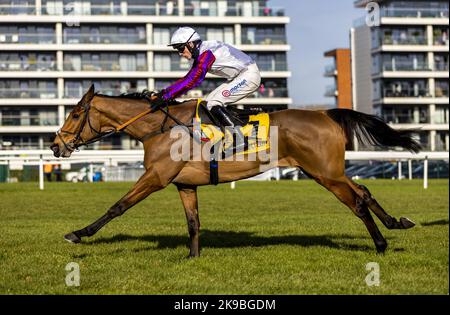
50;85;421;257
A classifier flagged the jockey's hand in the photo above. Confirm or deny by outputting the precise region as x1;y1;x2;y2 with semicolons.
149;91;167;112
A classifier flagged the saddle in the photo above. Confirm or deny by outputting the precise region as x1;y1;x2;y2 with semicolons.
194;100;270;156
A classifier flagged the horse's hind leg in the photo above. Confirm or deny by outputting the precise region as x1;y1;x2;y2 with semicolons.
346;180;415;230
316;177;388;253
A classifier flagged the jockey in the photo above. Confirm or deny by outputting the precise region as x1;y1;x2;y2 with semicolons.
151;26;261;151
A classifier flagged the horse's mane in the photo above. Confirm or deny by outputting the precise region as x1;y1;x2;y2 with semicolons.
95;90;186;106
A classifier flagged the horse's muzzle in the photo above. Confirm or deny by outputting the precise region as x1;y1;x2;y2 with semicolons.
50;143;61;157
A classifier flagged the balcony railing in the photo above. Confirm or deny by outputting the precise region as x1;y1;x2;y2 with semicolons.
0;115;58;126
324;64;336;76
324;85;337;97
0;141;55;150
250;87;288;98
0;4;36;15
184;6;285;17
434;62;449;71
63;33;146;44
382;114;430;124
381;7;449;19
65;87;146;98
435;87;449;98
381;36;427;46
382;88;430;98
0;4;286;17
433;35;449;46
179;87;289;99
0;33;56;44
381;61;431;72
64;61;147;72
0;88;57;98
0;61;56;71
241;35;287;45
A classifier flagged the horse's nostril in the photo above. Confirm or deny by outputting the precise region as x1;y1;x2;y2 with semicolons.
50;144;60;156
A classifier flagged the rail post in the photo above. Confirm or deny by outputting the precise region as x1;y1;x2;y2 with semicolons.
39;154;44;190
423;156;428;189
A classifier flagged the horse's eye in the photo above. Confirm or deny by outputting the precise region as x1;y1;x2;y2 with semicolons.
73;113;80;119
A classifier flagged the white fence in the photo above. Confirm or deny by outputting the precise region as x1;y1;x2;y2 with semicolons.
0;150;448;190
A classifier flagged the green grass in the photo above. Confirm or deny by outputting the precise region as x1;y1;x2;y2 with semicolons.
0;180;448;294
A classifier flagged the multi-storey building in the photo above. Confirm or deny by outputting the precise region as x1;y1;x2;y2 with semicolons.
0;0;291;150
352;0;449;151
324;48;353;109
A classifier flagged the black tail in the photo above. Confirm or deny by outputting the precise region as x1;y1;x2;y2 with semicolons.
326;109;422;153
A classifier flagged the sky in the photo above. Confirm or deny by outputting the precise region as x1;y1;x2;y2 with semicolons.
268;0;363;106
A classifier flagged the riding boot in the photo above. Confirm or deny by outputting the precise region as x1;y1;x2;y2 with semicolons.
209;106;247;153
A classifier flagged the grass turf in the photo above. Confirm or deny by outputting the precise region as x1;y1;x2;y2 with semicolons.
0;179;448;294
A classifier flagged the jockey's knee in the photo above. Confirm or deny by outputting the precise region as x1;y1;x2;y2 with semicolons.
206;100;224;110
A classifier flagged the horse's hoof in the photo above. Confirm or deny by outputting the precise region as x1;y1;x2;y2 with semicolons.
64;232;81;244
186;253;200;259
400;217;415;229
376;242;387;254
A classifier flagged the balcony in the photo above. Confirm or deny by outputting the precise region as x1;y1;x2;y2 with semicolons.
0;88;57;99
324;64;337;77
381;61;431;72
324;85;338;97
0;114;58;127
0;60;56;72
0;4;36;15
184;5;285;17
64;60;147;72
382;87;430;98
433;31;449;46
241;35;287;45
249;87;288;99
0;33;56;44
381;7;449;19
435;87;449;98
382;113;430;125
380;36;427;46
435;62;449;71
0;3;287;17
63;33;146;45
12;4;179;16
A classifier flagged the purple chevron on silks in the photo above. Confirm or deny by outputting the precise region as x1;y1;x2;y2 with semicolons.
162;50;216;100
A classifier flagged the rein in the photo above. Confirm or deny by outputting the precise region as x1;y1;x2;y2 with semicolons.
57;99;193;152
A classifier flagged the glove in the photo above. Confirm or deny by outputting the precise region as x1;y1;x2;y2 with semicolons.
148;91;168;112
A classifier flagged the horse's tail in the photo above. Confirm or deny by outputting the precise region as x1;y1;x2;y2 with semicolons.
326;109;422;153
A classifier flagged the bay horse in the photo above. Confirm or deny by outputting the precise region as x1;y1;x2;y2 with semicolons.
50;85;420;256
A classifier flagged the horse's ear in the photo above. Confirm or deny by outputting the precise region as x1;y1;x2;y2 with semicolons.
81;84;95;104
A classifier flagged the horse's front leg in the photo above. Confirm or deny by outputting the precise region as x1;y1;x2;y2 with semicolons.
64;167;168;243
176;184;200;258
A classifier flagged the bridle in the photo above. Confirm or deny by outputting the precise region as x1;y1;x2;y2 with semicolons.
56;95;194;153
56;100;115;153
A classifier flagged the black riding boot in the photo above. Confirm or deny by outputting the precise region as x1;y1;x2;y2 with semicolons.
210;106;247;153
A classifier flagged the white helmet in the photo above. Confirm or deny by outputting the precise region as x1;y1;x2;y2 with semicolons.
169;27;201;46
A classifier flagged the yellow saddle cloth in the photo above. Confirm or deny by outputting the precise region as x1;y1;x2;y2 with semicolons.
195;99;270;155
